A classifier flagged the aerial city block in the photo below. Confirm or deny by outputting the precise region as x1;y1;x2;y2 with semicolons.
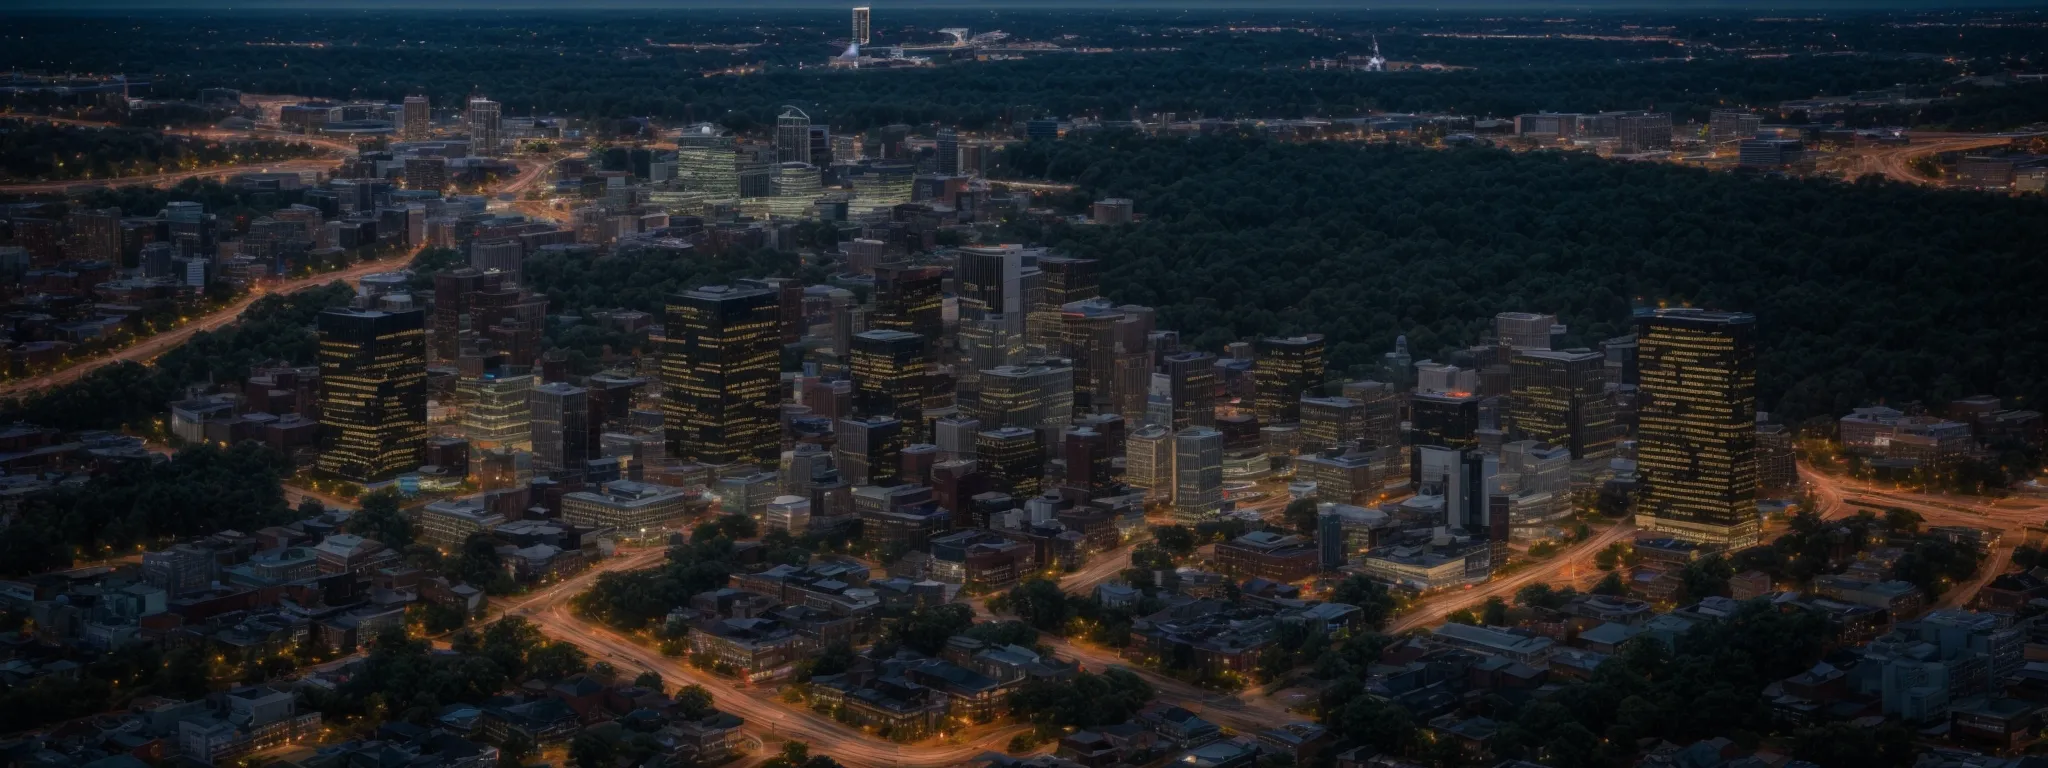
2;3;2047;768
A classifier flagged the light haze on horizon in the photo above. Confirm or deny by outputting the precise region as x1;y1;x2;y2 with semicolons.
8;0;2039;10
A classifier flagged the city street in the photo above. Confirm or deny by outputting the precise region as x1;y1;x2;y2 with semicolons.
1853;132;2033;186
1388;520;1636;633
0;248;419;399
0;152;551;401
524;566;1034;768
1801;461;2038;608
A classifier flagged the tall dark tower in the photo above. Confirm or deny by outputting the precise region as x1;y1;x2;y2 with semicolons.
1634;308;1759;548
317;307;428;482
1254;334;1326;425
662;285;784;466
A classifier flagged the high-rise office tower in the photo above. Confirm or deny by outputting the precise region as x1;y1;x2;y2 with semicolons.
1602;334;1640;386
955;315;1024;414
835;416;905;487
1125;424;1174;502
971;363;1074;433
774;106;812;164
1171;427;1224;523
871;263;944;342
1062;427;1111;496
852;6;871;45
1057;299;1127;413
1161;351;1220;430
677;139;743;199
936;128;960;176
850;329;930;429
1341;380;1404;450
1299;396;1366;452
769;162;822;218
662;285;783;466
402;96;430;139
1494;312;1562;351
1756;419;1796;494
738;276;804;346
809;125;833;168
977;426;1043;499
466;97;501;157
430;269;482;362
1254;334;1326;425
1318;510;1347;570
933;416;981;461
956;246;1028;335
468;278;548;368
1409;390;1481;484
1030;256;1101;348
531;382;590;477
1635;309;1759;548
1509;349;1619;461
460;371;534;448
316;308;427;482
1417;445;1507;564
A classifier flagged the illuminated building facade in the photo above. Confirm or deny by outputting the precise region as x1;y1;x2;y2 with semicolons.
850;329;930;429
466;97;501;157
1172;426;1224;523
563;480;695;533
1408;389;1480;483
1056;297;1145;414
956;246;1028;335
774;107;812;165
1254;334;1326;425
971;364;1073;432
316;308;427;482
768;162;821;218
1029;256;1103;352
677;128;742;200
835;416;906;487
1299;395;1366;452
871;264;943;342
663;285;783;466
976;426;1044;499
850;162;913;213
1509;349;1619;461
459;372;534;449
1124;425;1174;503
853;7;871;45
402;96;430;139
1634;309;1759;548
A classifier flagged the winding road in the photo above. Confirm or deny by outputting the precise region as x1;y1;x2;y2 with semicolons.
1800;461;2040;609
519;555;1031;768
0;153;552;400
0;250;418;399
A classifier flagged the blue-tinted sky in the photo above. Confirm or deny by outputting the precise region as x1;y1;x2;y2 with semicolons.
9;0;2044;9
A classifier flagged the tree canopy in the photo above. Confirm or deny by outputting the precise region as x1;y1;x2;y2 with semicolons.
1007;132;2048;424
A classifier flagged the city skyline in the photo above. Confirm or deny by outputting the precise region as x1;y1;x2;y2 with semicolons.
2;6;2045;768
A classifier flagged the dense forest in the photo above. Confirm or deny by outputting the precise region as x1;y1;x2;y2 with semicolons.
4;11;2044;131
0;442;296;577
1320;599;1890;767
0;119;319;182
1004;132;2048;424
